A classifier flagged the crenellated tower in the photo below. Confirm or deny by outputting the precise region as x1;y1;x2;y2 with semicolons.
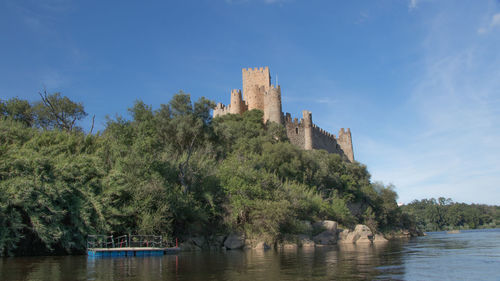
337;128;354;162
229;89;246;114
303;110;313;150
242;67;270;111
264;85;283;124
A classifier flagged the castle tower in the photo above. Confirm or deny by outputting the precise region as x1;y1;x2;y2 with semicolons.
264;85;283;124
303;110;313;150
338;128;354;162
229;89;245;114
242;67;270;111
245;85;266;111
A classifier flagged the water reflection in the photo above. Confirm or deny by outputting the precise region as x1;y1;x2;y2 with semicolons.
0;244;404;281
2;230;500;281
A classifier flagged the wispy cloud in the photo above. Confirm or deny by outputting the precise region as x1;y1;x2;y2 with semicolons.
492;13;500;26
7;0;74;35
409;0;418;10
358;4;500;204
477;12;500;34
41;69;68;89
356;11;369;24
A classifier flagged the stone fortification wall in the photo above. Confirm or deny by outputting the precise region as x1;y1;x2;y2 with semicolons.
213;103;229;117
284;112;352;161
242;67;270;111
284;113;306;149
311;125;342;154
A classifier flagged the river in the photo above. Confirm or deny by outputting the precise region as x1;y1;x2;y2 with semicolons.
1;229;499;280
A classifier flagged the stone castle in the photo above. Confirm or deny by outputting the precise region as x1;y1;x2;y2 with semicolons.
213;66;354;162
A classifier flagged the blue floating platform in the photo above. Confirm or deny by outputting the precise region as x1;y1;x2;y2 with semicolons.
87;247;180;258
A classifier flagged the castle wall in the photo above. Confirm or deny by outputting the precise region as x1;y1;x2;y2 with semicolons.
242;67;270;111
213;103;229;117
284;114;352;160
311;125;342;154
284;113;306;149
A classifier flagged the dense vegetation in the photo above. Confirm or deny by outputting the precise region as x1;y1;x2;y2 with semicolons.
0;92;412;256
401;198;500;231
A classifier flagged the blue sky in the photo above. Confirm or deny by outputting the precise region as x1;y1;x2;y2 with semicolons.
1;0;499;204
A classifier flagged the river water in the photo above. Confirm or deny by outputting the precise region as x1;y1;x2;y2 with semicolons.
1;229;499;280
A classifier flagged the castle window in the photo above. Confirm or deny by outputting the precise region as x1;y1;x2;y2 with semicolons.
295;128;298;134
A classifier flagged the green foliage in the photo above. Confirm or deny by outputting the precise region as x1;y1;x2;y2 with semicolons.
1;92;87;132
0;125;106;255
0;91;414;256
34;91;88;131
401;198;500;231
0;97;34;126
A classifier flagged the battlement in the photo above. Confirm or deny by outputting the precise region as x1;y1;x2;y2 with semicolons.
284;112;306;126
337;128;354;162
265;85;281;95
215;103;226;110
213;102;229;117
312;124;336;141
231;89;241;96
242;66;269;73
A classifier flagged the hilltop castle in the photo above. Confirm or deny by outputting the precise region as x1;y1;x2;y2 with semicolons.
213;66;354;162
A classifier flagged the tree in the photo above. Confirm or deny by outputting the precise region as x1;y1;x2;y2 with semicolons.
0;97;34;127
34;91;87;131
160;92;215;194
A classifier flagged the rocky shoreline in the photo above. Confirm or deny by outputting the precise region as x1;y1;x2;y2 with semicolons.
179;221;420;251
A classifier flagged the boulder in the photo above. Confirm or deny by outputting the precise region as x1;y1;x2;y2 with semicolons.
313;220;338;233
210;235;226;247
191;236;206;248
298;235;315;247
313;230;337;245
282;243;298;249
244;239;270;250
224;233;245;250
354;224;372;235
354;224;373;243
244;239;255;249
338;229;350;241
339;224;374;244
373;234;388;243
356;236;373;243
339;231;358;244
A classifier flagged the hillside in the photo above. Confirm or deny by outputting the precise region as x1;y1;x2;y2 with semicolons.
0;92;414;256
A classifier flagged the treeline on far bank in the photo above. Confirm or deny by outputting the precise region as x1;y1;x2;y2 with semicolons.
0;92;414;256
401;198;500;232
